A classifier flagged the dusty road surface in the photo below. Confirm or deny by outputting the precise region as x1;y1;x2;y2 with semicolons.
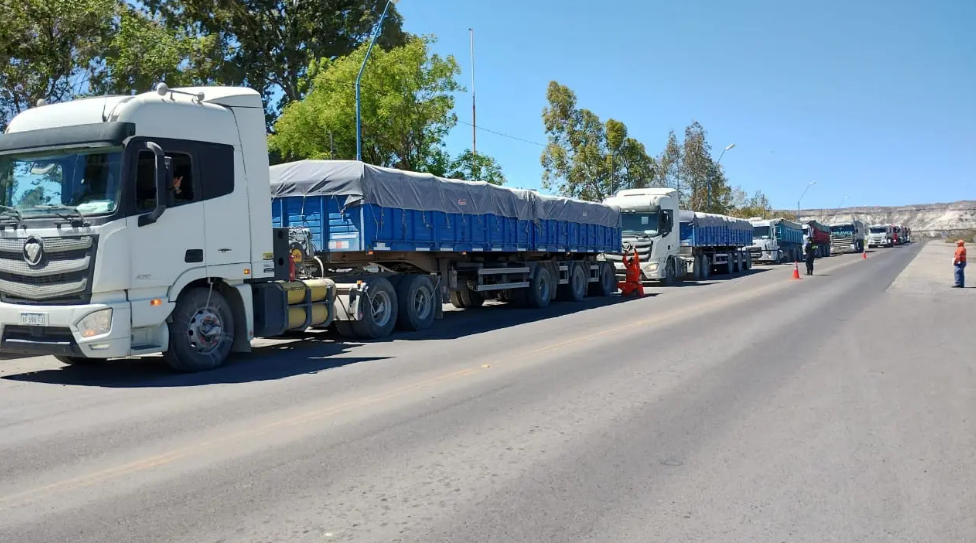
2;243;974;542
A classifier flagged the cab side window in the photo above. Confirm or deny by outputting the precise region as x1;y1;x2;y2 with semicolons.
661;209;674;235
135;151;195;212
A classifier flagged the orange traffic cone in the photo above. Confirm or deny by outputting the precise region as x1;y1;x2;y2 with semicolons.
792;262;801;280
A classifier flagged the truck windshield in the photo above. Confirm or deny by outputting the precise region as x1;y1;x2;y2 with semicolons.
621;212;659;236
831;225;854;233
869;227;887;234
752;226;770;239
0;148;123;217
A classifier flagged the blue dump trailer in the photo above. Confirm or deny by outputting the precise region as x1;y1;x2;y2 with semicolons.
677;211;755;279
269;160;622;340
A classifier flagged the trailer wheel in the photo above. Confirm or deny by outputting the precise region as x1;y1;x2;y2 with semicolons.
589;261;615;297
350;278;398;339
526;266;553;309
558;262;588;302
395;275;436;331
692;255;703;280
744;252;752;271
451;287;485;309
725;253;734;275
163;287;235;372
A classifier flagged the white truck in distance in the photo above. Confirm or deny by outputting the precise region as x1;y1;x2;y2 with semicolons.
867;224;894;248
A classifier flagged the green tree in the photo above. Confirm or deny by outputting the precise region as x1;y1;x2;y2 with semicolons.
655;130;684;203
91;4;221;95
680;121;723;212
270;35;462;172
540;81;655;201
142;0;409;128
727;187;772;219
0;0;117;131
447;150;506;185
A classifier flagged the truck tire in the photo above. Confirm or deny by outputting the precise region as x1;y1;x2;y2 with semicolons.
163;287;235;373
661;257;676;286
54;356;102;366
352;277;398;339
744;251;752;271
450;287;485;309
702;256;711;279
525;266;553;309
395;275;436;331
692;255;703;280
725;254;734;275
557;262;587;302
590;261;616;297
334;320;359;339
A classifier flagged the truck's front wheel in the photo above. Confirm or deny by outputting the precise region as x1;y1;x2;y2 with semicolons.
164;287;235;372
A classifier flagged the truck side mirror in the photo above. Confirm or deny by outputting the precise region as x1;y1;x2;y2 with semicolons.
138;141;170;227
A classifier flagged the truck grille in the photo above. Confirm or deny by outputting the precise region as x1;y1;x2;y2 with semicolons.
605;239;652;263
0;235;97;305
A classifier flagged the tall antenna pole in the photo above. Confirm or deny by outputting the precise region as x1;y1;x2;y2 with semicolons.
469;27;477;154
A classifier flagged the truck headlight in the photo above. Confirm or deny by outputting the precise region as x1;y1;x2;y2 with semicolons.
77;309;113;338
647;262;659;273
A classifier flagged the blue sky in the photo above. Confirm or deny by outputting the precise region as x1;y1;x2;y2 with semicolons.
396;0;975;209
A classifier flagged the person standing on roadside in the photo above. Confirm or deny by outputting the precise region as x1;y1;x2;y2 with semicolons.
953;240;966;288
804;238;816;276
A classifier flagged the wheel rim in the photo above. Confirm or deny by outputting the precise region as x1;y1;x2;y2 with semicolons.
538;272;550;300
370;290;393;327
187;308;224;354
413;286;432;320
573;268;586;295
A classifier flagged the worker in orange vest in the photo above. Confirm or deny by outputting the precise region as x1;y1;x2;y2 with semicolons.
618;248;645;297
953;240;966;288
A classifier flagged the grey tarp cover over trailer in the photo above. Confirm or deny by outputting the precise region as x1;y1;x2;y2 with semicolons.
268;160;621;229
678;210;752;232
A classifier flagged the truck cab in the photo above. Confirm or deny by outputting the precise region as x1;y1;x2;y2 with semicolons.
0;85;281;370
602;188;680;282
867;224;893;248
749;217;802;263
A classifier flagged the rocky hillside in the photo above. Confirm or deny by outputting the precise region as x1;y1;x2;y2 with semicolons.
775;201;976;237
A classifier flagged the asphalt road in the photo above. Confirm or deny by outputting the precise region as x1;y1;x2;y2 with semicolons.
2;243;974;542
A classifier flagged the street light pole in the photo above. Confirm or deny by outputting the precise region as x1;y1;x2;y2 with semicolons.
469;27;477;154
797;180;817;217
708;143;736;211
356;0;399;162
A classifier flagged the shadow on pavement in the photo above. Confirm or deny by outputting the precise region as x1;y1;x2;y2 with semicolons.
352;292;656;343
2;337;386;388
651;266;770;288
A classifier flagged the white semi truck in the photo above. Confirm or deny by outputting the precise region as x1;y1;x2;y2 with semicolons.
0;85;620;372
867;224;894;248
829;219;866;254
602;188;753;283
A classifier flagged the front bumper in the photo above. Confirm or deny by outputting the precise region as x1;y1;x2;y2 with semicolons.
612;259;664;280
0;302;131;358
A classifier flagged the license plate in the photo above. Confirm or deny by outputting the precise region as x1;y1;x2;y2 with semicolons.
20;313;48;326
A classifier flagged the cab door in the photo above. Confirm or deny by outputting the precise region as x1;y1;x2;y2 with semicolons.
126;139;206;295
199;144;249;271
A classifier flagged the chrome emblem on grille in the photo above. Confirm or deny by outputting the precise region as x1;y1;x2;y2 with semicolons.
23;236;44;266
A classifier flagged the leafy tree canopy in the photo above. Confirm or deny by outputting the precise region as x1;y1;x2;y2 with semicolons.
540;81;657;201
271;35;467;174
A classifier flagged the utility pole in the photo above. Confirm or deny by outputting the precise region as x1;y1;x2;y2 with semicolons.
469;28;477;154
